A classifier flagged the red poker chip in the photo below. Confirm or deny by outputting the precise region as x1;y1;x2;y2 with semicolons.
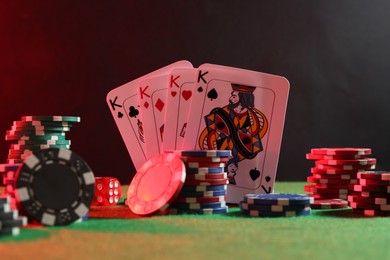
311;148;372;156
305;183;350;189
350;184;390;193
306;153;368;160
315;158;376;166
312;173;358;180
185;173;227;180
360;191;390;198
185;162;226;168
357;171;390;181
315;163;376;171
348;195;390;205
359;178;390;186
306;193;348;200
127;152;186;215
350;202;390;211
304;185;349;194
307;176;358;185
183;179;229;186
352;209;390;217
311;167;362;175
173;195;226;203
310;199;348;209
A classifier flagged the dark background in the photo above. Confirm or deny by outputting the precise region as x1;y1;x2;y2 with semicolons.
1;1;390;184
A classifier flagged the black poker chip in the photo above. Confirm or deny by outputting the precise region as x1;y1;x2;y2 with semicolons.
15;148;95;226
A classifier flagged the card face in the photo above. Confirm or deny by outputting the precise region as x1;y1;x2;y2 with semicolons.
137;75;170;159
183;64;290;203
163;68;197;151
106;60;193;170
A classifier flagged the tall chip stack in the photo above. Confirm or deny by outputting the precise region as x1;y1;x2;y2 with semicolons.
166;150;231;215
348;171;390;216
1;116;80;211
304;148;376;208
0;195;27;237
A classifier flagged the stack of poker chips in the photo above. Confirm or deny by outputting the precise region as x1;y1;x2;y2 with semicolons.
167;150;231;215
0;164;21;210
240;193;313;217
305;148;375;202
0;195;27;237
5;116;80;164
348;171;390;216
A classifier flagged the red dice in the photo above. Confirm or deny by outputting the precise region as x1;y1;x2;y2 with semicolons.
92;177;122;206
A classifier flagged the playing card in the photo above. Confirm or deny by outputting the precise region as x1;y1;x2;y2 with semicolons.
137;74;170;159
163;68;197;151
183;64;289;203
106;60;193;170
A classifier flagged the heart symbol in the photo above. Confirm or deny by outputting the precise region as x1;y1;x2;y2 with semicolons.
182;90;192;101
171;91;177;97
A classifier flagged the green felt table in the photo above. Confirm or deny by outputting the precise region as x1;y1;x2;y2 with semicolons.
1;182;390;259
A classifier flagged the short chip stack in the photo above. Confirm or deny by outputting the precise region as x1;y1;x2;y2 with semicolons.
305;148;375;208
167;150;231;215
5;116;80;164
240;193;313;217
348;171;390;216
0;195;27;236
0;164;22;210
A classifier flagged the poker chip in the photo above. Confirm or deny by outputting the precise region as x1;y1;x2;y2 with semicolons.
347;195;390;205
185;173;228;180
359;178;390;186
307;176;358;184
306;153;367;160
315;163;375;171
316;158;376;166
175;150;232;158
351;184;390;193
307;193;348;200
0;194;27;237
0;227;20;236
15;148;95;225
173;196;226;203
310;199;348;209
127;152;186;215
304;185;349;194
353;209;390;217
10;126;72;132
10;144;71;150
13;120;73;127
357;171;390;180
169;201;227;210
166;206;229;215
186;162;226;168
311;173;358;180
244;193;314;205
177;189;227;198
21;116;81;122
186;167;225;174
360;191;390;198
350;202;390;211
311;167;364;175
240;201;309;212
311;148;372;156
15;139;71;145
183;179;229;186
240;205;311;217
181;156;230;163
181;184;227;192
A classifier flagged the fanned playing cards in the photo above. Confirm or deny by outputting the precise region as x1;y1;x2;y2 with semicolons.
106;60;290;203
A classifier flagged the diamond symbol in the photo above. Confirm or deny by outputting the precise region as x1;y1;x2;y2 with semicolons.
144;101;149;109
155;98;165;112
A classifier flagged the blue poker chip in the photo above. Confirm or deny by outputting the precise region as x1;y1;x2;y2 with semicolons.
244;193;314;205
178;189;227;198
240;201;310;212
186;167;225;174
169;201;227;210
181;185;227;192
167;206;229;215
240;205;311;217
177;150;232;158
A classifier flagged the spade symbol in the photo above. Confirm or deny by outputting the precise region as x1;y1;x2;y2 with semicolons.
207;88;218;100
129;106;139;118
197;86;203;93
249;167;260;181
117;112;123;118
265;176;271;182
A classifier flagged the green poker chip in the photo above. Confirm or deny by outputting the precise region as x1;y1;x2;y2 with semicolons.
5;134;67;141
10;126;72;132
21;116;80;122
10;144;71;150
10;139;71;145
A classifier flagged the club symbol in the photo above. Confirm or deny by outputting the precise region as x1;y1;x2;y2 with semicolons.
129;106;139;118
117;112;123;118
197;86;203;93
207;88;218;100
